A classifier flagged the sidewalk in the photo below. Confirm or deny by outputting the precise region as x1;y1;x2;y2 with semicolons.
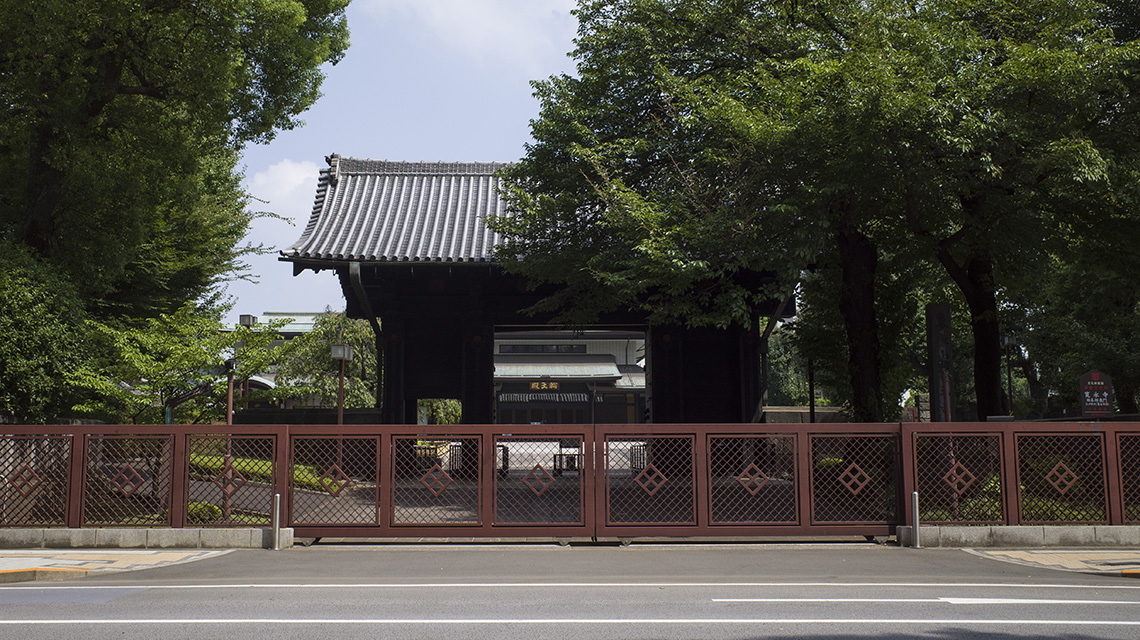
966;548;1140;578
2;545;1139;584
0;549;232;583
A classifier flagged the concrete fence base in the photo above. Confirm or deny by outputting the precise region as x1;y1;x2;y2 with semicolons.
0;528;293;550
897;525;1140;548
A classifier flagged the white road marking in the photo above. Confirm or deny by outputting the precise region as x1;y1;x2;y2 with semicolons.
2;618;1140;626
942;598;1139;605
713;597;1140;605
3;581;1140;591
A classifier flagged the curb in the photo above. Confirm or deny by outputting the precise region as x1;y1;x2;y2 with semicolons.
1076;569;1140;579
0;568;89;584
0;527;292;550
896;525;1140;548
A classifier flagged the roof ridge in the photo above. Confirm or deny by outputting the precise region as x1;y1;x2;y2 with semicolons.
333;157;511;176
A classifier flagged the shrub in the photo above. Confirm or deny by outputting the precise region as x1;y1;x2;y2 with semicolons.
187;501;223;523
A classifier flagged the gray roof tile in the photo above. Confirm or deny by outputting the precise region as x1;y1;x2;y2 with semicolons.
282;155;511;263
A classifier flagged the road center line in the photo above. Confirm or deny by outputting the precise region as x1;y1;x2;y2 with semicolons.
3;581;1140;591
2;618;1140;626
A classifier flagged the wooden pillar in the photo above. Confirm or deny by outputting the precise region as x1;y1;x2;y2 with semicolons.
461;313;494;424
647;325;684;423
650;325;748;423
381;313;406;424
740;312;763;423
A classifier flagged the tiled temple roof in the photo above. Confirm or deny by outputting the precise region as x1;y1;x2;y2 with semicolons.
282;155;511;263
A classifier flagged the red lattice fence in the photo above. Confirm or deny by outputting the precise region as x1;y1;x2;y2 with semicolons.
1;422;1136;537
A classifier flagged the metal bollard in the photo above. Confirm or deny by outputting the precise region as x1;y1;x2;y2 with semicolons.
273;493;281;551
911;491;921;549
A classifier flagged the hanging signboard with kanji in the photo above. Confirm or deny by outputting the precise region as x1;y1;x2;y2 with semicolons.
1079;370;1115;418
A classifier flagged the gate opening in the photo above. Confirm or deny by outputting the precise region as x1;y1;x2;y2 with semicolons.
493;329;646;425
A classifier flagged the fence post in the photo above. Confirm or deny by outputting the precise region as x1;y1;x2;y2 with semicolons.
169;430;188;528
693;427;711;529
66;432;86;528
899;422;917;531
795;428;813;529
1001;426;1020;525
1104;424;1124;525
275;426;291;529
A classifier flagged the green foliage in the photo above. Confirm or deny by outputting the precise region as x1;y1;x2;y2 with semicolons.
270;313;378;409
188;452;341;493
186;501;224;524
0;0;350;272
91;150;276;318
495;0;1140;420
189;454;276;485
0;1;351;424
1017;216;1140;414
417;399;463;425
74;306;292;424
0;242;91;423
766;328;810;407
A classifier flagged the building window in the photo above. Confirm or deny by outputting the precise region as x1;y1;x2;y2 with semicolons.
499;344;587;354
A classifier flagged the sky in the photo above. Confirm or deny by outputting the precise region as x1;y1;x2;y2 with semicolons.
223;0;580;324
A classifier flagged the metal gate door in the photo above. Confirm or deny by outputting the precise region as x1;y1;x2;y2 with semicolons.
287;425;596;538
286;423;904;539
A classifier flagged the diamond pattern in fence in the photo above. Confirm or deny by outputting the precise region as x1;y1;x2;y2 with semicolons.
494;437;583;525
606;436;694;525
1016;434;1106;523
186;436;275;526
811;435;899;524
392;436;480;525
914;434;1003;523
83;435;173;526
290;437;379;526
0;436;71;526
1123;435;1140;524
709;436;797;525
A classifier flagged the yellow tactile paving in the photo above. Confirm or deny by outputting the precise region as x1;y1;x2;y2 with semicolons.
970;549;1140;574
50;552;204;570
0;550;231;576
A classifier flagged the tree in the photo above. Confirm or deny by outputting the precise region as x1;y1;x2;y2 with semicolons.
0;0;350;312
0;1;352;423
271;313;379;410
497;0;1140;421
495;0;922;420
77;305;289;424
0;243;89;423
1016;190;1140;415
894;0;1140;419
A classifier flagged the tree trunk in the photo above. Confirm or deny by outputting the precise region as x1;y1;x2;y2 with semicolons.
1017;353;1049;417
960;257;1004;420
21;46;125;257
836;208;884;422
21;123;67;256
935;193;1004;421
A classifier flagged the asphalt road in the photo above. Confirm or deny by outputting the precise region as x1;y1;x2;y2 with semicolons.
2;542;1139;639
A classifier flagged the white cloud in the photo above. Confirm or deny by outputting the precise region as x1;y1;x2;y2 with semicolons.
248;159;320;214
360;0;578;73
228;158;344;321
245;159;321;249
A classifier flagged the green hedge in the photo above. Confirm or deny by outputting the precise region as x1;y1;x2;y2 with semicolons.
188;454;344;493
